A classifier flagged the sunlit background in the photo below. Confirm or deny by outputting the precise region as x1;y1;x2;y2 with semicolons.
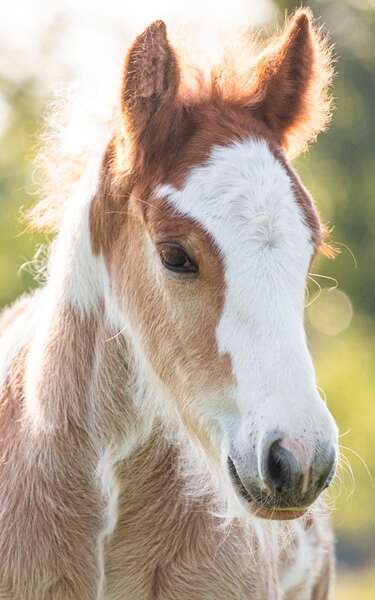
1;0;374;597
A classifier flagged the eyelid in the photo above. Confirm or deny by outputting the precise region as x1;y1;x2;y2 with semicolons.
156;239;188;249
156;240;197;260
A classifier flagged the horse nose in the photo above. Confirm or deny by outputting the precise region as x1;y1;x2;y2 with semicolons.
262;434;337;508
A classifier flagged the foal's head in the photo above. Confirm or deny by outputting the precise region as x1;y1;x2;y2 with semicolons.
91;11;338;519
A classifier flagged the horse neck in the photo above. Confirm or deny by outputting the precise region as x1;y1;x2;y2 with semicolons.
22;158;147;451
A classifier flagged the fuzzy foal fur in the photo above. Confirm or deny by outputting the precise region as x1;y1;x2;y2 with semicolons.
0;10;336;599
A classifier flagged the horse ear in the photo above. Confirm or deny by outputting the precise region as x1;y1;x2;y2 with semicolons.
120;20;181;167
250;9;333;156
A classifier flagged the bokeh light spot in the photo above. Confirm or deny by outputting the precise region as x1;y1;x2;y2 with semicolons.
308;289;353;336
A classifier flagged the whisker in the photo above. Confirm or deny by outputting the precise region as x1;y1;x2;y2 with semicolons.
305;275;322;307
308;273;339;291
332;241;358;269
338;453;356;498
317;386;327;404
339;444;375;488
338;428;351;439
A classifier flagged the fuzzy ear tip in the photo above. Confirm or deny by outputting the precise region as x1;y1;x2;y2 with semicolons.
294;8;313;27
147;20;167;35
286;9;314;46
133;20;169;51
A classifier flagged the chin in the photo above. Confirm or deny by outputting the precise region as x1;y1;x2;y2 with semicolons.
244;500;307;521
228;489;309;522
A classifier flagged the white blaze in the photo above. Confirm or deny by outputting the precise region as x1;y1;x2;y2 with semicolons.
157;138;337;453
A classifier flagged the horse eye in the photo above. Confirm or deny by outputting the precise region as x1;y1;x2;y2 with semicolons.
158;244;198;274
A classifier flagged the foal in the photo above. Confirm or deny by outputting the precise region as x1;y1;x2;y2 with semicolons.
0;10;338;599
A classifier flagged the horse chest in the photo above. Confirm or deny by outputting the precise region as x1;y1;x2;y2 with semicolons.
99;463;317;600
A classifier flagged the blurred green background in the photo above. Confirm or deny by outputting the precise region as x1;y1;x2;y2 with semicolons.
0;0;374;596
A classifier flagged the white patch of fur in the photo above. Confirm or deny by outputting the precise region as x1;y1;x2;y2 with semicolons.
46;153;107;316
158;138;337;500
96;436;139;599
280;520;320;596
0;295;37;390
23;151;110;431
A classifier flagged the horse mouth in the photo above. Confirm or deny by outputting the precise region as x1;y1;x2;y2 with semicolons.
227;456;308;521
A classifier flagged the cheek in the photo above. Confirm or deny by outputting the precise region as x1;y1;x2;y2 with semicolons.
140;282;234;398
168;290;235;394
110;231;234;397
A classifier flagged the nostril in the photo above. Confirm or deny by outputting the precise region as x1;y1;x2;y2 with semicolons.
266;440;292;493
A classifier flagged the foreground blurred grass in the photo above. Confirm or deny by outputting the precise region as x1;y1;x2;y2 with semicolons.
336;568;375;600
